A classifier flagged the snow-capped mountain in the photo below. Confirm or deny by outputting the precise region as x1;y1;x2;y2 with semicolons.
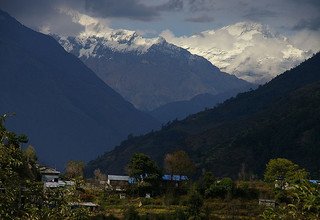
0;9;159;167
55;31;252;111
58;29;161;57
162;22;311;84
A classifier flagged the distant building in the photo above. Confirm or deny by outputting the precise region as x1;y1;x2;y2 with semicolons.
107;175;131;191
40;166;74;188
309;180;320;185
162;175;188;182
40;167;60;182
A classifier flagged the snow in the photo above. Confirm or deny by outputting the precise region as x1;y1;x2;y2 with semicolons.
161;22;310;84
56;21;312;84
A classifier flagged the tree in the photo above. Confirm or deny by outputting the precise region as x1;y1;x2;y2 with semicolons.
24;145;37;163
261;181;320;219
198;171;216;194
127;153;161;181
164;150;195;177
0;114;40;218
93;169;107;182
187;185;204;219
65;160;85;179
264;158;308;183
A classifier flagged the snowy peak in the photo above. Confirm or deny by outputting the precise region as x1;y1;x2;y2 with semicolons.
222;22;277;40
162;21;310;84
56;30;166;58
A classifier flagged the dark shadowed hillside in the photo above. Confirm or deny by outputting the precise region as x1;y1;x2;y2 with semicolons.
0;10;159;168
86;53;320;178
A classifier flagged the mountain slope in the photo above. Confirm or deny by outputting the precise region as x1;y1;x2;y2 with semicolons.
162;22;312;84
55;34;252;111
0;10;159;167
86;53;320;178
149;89;246;123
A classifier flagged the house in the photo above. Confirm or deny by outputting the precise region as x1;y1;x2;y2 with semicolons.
162;175;188;182
40;166;74;188
40;167;60;182
107;175;131;191
162;175;188;187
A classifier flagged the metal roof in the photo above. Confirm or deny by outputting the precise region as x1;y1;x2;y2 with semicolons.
108;175;130;181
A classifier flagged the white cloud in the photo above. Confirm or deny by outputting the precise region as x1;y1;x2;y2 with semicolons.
58;8;113;37
289;30;320;53
161;22;313;84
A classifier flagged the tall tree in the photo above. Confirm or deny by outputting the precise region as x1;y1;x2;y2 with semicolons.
264;158;308;183
65;160;85;179
164;150;195;177
0;114;39;218
127;153;161;183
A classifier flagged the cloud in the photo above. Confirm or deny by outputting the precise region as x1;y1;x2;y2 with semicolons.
243;8;278;21
292;17;320;31
0;0;319;37
160;22;312;83
155;0;183;12
289;30;320;53
187;0;216;12
185;14;215;23
83;0;158;21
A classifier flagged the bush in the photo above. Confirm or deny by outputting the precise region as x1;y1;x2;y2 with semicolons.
205;178;234;198
123;206;140;220
233;182;259;199
186;186;204;219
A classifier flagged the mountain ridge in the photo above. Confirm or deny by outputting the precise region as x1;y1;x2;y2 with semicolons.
55;33;252;111
86;52;320;178
0;9;159;168
162;21;312;84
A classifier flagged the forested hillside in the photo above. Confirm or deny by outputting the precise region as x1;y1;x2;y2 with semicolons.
87;53;320;178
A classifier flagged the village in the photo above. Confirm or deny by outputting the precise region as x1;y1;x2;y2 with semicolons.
35;152;320;219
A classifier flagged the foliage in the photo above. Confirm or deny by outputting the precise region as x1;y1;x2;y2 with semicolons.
164;150;195;176
87;54;320;178
65;160;85;179
197;171;215;194
186;185;204;219
127;153;162;190
123;206;140;220
0;114;40;218
94;169;107;182
205;178;234;199
261;181;320;219
264;158;308;183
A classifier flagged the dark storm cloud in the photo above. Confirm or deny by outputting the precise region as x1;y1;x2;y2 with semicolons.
187;0;216;12
0;0;319;35
185;14;215;23
155;0;183;12
0;0;85;35
243;8;278;21
83;0;185;21
84;0;157;21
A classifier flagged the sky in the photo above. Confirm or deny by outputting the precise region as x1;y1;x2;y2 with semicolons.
0;0;319;37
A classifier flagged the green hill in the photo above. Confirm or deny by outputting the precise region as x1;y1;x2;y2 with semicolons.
86;53;320;178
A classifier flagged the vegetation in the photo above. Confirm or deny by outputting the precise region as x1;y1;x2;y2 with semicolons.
0;116;317;219
164;150;195;177
2;54;320;218
86;53;320;178
264;158;308;183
